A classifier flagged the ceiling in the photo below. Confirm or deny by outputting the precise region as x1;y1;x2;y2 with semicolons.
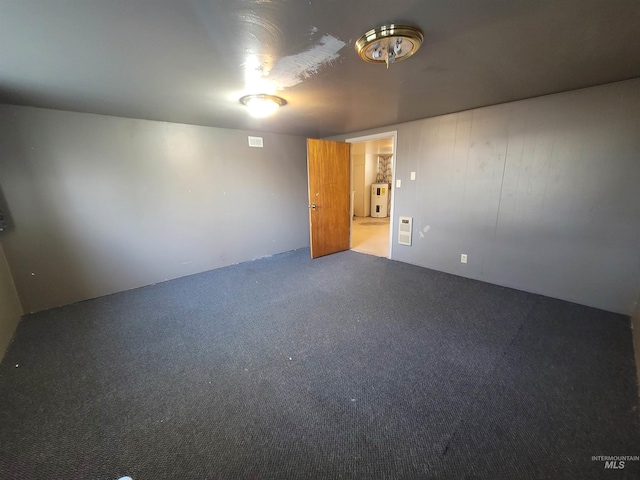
350;137;394;156
1;0;639;138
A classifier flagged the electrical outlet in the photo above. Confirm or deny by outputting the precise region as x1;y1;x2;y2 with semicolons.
396;179;401;188
461;254;467;264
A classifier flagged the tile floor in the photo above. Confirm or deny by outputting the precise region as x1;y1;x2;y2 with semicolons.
351;216;390;258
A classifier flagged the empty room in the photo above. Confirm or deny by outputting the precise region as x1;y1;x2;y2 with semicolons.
1;1;639;479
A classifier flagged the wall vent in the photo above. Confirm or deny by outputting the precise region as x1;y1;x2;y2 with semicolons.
398;216;412;246
248;136;263;148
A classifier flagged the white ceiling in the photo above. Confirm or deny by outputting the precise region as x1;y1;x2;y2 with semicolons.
1;0;639;138
350;138;394;156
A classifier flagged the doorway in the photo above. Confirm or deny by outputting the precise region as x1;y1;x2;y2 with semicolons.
346;132;397;259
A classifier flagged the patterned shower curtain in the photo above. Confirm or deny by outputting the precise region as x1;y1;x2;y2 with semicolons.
376;155;393;216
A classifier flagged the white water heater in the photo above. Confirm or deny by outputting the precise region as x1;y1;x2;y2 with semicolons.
371;183;388;218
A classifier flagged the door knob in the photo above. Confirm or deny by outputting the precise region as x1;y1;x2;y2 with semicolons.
309;203;317;210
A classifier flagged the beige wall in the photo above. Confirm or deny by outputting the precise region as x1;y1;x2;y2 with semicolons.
352;152;366;217
0;241;22;360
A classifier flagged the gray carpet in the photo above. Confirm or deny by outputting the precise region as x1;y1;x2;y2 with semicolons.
0;248;638;479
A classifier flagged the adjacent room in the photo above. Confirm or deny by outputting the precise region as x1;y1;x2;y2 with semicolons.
1;1;639;479
349;134;395;258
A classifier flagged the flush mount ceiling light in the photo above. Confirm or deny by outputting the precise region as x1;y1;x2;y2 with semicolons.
355;24;423;68
239;94;287;118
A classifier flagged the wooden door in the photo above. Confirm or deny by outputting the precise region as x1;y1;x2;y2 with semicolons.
307;139;351;258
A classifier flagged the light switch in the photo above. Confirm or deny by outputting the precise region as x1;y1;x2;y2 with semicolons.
410;172;416;180
396;179;401;188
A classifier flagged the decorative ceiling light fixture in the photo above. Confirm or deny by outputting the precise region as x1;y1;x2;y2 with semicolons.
239;94;287;118
355;24;423;68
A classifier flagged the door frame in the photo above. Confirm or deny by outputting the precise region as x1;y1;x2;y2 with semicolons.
345;131;398;259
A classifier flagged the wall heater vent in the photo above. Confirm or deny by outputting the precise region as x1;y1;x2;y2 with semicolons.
398;216;412;246
248;136;264;148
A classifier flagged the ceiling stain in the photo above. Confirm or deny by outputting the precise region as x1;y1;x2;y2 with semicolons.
238;10;284;48
1;1;638;137
264;33;347;90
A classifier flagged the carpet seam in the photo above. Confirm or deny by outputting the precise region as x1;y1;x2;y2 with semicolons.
438;296;543;459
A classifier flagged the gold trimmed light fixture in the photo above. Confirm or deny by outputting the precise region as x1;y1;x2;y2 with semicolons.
240;94;287;118
355;24;423;68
